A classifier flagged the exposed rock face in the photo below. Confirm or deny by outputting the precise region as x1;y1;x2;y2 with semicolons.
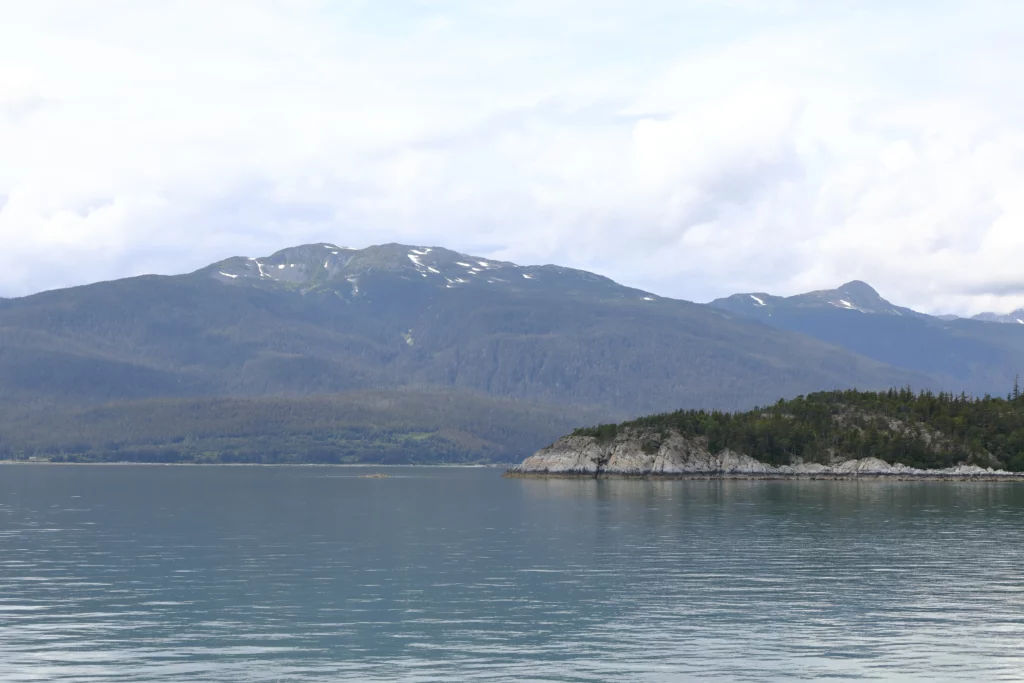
507;429;1024;479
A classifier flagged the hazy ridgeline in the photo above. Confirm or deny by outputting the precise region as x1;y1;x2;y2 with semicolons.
2;243;1023;463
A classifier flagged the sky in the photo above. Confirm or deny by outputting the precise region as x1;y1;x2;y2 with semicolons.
2;0;1024;315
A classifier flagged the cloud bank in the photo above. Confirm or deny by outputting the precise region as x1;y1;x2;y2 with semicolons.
2;0;1024;314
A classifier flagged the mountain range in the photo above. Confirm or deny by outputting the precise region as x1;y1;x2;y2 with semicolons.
710;281;1024;395
971;310;1024;324
1;242;1021;464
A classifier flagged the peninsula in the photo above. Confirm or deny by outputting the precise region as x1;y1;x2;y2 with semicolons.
507;388;1024;480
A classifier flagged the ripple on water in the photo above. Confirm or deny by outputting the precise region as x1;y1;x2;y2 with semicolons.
2;469;1024;681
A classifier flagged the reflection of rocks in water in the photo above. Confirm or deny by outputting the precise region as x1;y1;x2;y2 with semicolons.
506;429;1024;480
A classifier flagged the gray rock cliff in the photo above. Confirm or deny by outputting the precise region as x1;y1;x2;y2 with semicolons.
507;429;1024;479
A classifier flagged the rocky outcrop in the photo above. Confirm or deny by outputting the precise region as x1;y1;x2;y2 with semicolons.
506;429;1024;480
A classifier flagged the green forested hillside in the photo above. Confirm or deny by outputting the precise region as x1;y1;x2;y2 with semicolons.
0;248;929;413
711;281;1024;395
0;243;939;463
0;391;607;464
574;387;1024;471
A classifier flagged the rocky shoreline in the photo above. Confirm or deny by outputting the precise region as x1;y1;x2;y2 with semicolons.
504;430;1024;481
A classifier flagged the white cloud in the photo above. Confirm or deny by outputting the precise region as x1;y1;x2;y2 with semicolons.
2;1;1024;315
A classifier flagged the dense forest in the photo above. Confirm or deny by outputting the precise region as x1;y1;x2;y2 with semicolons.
0;391;605;465
7;243;1024;466
0;242;930;420
573;386;1024;471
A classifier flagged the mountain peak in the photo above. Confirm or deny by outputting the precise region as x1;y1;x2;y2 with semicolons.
198;242;523;291
194;241;636;301
836;280;880;297
972;309;1024;325
819;280;890;312
711;280;924;319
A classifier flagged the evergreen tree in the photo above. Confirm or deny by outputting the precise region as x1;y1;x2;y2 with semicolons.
574;383;1024;471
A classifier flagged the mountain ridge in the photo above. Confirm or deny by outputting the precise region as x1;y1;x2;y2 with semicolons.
972;309;1024;324
0;241;938;463
712;280;926;318
710;279;1024;396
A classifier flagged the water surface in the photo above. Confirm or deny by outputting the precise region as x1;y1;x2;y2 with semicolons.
2;465;1024;681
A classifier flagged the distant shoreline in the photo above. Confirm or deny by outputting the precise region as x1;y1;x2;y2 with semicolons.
503;470;1024;482
0;461;514;468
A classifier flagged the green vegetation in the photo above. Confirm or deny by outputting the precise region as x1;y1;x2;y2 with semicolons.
573;386;1024;471
6;242;1024;466
0;242;944;466
0;391;606;465
710;281;1024;397
0;243;929;419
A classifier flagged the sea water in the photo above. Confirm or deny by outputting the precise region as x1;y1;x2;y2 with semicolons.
2;465;1024;681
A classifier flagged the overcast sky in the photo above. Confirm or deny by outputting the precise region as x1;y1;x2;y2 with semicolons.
2;1;1023;314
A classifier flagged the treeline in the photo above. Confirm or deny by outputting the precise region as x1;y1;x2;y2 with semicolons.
20;429;480;465
0;391;602;465
573;387;1024;471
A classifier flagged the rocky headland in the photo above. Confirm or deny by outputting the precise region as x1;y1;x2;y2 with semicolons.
505;429;1024;481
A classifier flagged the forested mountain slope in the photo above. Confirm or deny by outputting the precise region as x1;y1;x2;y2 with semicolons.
711;281;1024;395
0;390;609;464
0;243;935;462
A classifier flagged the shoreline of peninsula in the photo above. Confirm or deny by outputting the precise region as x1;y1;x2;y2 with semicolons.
504;432;1024;481
507;387;1024;483
506;388;1024;481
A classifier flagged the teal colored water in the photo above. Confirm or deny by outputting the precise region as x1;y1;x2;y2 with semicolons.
2;466;1024;681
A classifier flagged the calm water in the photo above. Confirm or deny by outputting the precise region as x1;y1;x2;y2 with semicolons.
2;466;1024;681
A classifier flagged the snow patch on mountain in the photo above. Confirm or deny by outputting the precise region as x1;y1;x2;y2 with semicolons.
971;308;1024;324
206;242;628;300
